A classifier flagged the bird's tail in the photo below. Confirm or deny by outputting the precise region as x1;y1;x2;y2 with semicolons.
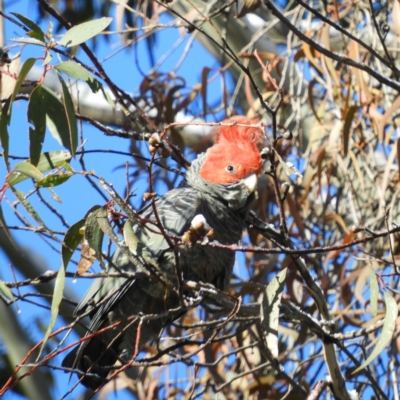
62;335;119;390
62;282;180;390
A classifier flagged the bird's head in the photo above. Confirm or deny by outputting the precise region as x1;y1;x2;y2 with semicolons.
199;117;264;193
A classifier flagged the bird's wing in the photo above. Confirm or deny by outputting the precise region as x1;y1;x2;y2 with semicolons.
74;187;200;321
136;187;201;257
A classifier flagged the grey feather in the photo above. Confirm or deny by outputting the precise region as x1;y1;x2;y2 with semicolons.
62;152;256;389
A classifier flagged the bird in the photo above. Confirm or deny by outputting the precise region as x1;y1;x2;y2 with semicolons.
62;116;264;389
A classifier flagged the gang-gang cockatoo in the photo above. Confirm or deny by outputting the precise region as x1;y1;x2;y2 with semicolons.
62;116;264;389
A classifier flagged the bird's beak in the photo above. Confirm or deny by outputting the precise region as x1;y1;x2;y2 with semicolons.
242;173;258;193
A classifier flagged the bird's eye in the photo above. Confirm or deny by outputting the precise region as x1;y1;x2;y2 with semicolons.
226;165;235;173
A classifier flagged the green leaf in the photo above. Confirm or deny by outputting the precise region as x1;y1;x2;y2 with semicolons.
38;85;73;149
7;151;71;186
62;219;85;269
343;105;358;157
36;173;73;188
261;268;287;358
0;280;14;302
123;220;139;252
10;162;45;183
55;61;101;93
63;161;74;173
9;37;46;47
59;17;113;48
11;188;48;228
100;86;115;108
0;97;12;167
95;204;120;243
28;85;47;166
369;264;379;317
57;74;78;156
84;206;104;261
352;291;398;374
0;204;10;236
43;52;52;66
37;266;65;360
10;58;36;105
11;13;45;43
274;150;303;179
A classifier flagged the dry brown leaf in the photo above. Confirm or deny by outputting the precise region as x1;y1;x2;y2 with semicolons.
241;51;276;60
348;41;372;104
77;239;96;275
320;25;340;88
302;40;324;75
285;193;305;238
237;0;262;18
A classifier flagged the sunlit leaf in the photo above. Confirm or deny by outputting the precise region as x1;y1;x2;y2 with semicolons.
43;52;52;66
55;61;101;92
59;17;113;48
10;57;36;107
123;220;138;252
0;280;14;302
9;162;45;183
37;266;65;360
352;291;398;374
274;150;303;180
262;268;287;358
7;151;71;186
9;37;46;46
36;173;73;188
369;264;379;317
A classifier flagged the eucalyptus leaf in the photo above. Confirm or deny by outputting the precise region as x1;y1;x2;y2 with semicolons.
352;291;398;374
57;73;78;155
11;13;45;43
7;151;71;186
59;17;112;48
0;97;12;166
11;58;36;105
36;174;73;188
38;85;73;149
9;37;46;47
28;85;47;166
37;266;65;360
262;268;287;358
0;280;14;302
11;188;47;229
85;206;104;261
55;61;101;93
10;162;45;183
369;264;379;317
62;219;86;269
